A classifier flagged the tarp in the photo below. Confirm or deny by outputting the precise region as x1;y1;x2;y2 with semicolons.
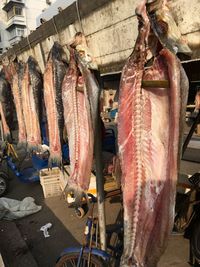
0;197;42;220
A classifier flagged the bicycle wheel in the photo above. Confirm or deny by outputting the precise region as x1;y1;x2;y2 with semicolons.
56;252;107;267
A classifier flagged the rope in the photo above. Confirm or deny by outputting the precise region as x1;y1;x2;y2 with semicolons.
76;0;84;34
27;36;32;50
52;16;59;36
52;16;61;43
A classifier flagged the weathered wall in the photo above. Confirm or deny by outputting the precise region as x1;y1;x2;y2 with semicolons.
1;0;200;74
170;0;200;60
83;0;139;73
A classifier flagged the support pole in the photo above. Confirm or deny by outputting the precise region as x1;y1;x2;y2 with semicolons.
92;69;107;251
182;110;200;156
94;112;107;251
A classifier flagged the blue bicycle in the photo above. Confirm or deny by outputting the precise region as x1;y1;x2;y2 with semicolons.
56;190;123;267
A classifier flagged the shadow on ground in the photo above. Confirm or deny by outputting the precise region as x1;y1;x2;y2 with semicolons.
0;171;84;267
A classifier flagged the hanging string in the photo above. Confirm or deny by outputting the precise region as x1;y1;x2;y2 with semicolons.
27;35;35;56
27;36;32;50
52;16;62;43
76;0;84;34
52;16;59;36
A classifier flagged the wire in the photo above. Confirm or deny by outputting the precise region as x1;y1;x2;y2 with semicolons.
52;16;61;43
52;16;59;36
27;36;32;50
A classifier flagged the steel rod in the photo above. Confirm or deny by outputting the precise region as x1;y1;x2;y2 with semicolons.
142;80;169;88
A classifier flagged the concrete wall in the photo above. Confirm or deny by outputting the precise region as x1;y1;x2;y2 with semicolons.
82;0;200;73
170;0;200;60
83;0;139;73
1;0;200;74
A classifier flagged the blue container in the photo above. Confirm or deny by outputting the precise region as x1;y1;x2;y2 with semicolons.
102;129;116;154
32;144;69;170
18;167;40;183
110;109;118;120
32;154;49;170
62;144;69;161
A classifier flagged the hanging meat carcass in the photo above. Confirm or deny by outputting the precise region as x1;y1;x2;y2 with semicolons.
43;42;67;165
21;56;43;149
1;60;26;144
118;1;189;266
0;72;14;140
62;49;98;199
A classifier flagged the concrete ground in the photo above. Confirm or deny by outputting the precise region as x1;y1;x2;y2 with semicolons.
0;146;199;266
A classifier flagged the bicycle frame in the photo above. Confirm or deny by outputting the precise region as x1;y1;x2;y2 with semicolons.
57;195;111;266
56;247;110;264
57;190;122;266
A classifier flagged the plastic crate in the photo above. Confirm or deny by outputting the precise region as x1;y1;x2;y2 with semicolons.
39;167;62;198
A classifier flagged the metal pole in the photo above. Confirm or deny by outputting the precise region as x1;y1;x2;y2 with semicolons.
92;68;107;251
94;112;107;251
182;110;200;156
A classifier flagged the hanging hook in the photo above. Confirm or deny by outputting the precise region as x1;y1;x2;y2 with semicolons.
76;0;84;34
52;16;61;43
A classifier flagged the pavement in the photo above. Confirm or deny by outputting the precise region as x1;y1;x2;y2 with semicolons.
0;148;199;266
0;161;121;267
